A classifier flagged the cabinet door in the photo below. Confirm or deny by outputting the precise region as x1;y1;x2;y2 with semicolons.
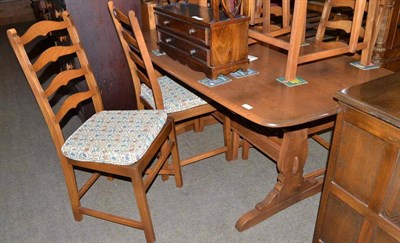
314;105;400;242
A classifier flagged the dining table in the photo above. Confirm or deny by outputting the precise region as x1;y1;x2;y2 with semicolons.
142;29;393;231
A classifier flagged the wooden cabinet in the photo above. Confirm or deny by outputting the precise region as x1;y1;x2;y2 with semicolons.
154;3;249;79
31;0;140;118
313;72;400;242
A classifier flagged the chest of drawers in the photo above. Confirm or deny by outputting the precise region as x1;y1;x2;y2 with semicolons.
154;3;249;79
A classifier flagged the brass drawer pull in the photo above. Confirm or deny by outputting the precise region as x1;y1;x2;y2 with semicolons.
165;38;172;43
163;20;170;26
189;49;196;55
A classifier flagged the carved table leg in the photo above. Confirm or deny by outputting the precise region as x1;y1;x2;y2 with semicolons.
235;128;324;231
372;0;395;65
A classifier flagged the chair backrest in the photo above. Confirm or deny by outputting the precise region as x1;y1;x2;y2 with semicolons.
108;1;164;110
7;11;104;154
314;0;369;49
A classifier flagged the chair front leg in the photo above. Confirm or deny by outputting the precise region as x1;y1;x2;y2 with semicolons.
130;167;156;243
169;122;183;187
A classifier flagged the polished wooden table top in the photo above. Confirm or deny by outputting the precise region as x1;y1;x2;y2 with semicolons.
144;30;392;128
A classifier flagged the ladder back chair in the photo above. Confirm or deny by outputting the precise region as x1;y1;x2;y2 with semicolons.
314;0;382;64
7;11;182;243
108;1;234;166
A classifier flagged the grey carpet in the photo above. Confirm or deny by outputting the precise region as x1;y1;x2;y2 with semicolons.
0;21;329;242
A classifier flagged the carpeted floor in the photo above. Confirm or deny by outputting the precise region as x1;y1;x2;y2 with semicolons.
0;21;329;242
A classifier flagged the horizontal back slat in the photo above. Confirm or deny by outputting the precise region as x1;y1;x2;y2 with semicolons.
137;68;152;88
326;20;353;33
55;90;95;123
20;21;70;45
113;7;130;26
129;50;145;69
32;45;80;72
122;30;139;49
45;67;88;98
331;0;355;9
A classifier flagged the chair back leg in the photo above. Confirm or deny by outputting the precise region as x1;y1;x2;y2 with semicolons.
63;160;83;221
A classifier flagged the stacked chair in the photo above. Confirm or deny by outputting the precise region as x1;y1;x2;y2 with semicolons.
247;0;380;81
314;0;379;65
7;11;182;242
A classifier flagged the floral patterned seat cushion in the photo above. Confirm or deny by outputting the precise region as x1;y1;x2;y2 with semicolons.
61;110;167;165
141;76;207;113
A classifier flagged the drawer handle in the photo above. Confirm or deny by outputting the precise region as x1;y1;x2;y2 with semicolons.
189;49;196;55
165;38;172;43
163;20;170;26
188;28;196;35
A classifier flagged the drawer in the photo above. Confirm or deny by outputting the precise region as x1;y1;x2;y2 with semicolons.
158;30;209;64
156;13;209;46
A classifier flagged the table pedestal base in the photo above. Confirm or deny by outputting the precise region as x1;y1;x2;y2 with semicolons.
235;127;326;231
235;172;323;231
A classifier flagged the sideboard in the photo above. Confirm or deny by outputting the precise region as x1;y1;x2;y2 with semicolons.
313;72;400;242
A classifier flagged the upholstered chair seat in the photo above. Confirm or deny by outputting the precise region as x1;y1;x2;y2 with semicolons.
141;76;207;114
62;110;167;165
